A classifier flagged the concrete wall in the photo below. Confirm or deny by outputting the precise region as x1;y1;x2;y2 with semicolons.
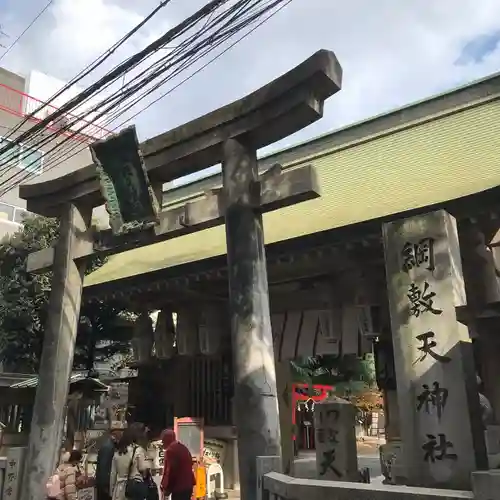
0;67;96;239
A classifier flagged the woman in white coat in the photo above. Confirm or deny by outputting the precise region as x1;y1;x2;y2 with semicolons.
110;424;149;500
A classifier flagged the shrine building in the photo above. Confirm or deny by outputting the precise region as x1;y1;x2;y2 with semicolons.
22;63;500;491
74;69;500;488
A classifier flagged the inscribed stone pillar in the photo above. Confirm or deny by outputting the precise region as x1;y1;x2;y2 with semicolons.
4;446;26;500
313;397;359;482
22;203;91;500
383;209;487;489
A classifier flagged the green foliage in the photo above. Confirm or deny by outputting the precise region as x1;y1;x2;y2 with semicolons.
290;354;377;386
0;215;132;373
290;354;380;413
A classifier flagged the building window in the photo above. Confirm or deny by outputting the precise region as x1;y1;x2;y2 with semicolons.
0;202;15;221
0;136;43;175
0;137;20;169
0;202;31;224
19;146;43;175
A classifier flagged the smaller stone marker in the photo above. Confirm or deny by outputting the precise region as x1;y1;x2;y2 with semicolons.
314;397;359;482
472;470;500;500
3;447;27;500
256;456;281;500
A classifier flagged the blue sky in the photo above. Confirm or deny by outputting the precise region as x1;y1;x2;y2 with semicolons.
1;0;500;186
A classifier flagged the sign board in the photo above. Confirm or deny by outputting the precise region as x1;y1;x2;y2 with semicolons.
2;447;26;500
78;487;95;500
174;417;204;459
203;438;227;465
148;440;165;470
94;383;129;429
90;125;159;235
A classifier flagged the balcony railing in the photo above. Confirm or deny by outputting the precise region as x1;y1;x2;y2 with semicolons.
0;83;111;144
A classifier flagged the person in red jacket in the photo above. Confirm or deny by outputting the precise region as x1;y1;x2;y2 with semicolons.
160;429;196;500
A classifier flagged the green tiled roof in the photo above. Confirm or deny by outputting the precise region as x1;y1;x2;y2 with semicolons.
85;95;500;287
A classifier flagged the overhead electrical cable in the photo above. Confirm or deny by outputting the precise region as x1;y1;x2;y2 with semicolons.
0;0;231;184
0;0;265;179
0;0;293;196
0;0;176;143
0;0;237;179
31;0;281;175
0;0;290;195
0;0;54;64
43;0;291;182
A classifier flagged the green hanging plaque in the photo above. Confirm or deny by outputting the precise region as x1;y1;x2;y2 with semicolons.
90;125;159;235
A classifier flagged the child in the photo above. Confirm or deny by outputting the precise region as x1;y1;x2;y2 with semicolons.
47;450;83;500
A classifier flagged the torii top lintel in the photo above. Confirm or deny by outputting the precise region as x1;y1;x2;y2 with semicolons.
19;49;342;217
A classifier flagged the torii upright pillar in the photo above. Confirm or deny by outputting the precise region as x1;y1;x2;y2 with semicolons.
22;203;91;500
223;138;281;500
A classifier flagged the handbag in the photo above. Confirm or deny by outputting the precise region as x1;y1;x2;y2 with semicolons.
145;472;159;500
125;446;148;500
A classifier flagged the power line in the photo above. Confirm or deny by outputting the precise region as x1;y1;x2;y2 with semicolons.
41;0;292;181
0;0;293;196
0;0;229;167
0;0;183;179
0;0;291;195
0;0;54;64
0;0;249;177
34;0;279;167
0;0;177;146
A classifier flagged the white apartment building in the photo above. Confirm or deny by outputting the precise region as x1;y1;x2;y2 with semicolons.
0;67;109;238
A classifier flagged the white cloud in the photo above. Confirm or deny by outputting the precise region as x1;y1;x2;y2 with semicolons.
2;0;500;154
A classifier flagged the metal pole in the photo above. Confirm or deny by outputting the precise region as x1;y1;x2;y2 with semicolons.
222;137;281;500
21;203;90;500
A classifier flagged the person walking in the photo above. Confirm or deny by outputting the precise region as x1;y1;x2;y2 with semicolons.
110;424;150;500
96;427;123;500
160;429;196;500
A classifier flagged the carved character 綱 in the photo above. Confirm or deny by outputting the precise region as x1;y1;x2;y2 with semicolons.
422;433;458;463
318;408;339;426
415;332;451;364
407;281;442;317
416;381;448;420
402;238;435;273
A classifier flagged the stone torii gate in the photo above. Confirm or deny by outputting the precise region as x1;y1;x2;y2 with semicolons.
19;50;342;500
